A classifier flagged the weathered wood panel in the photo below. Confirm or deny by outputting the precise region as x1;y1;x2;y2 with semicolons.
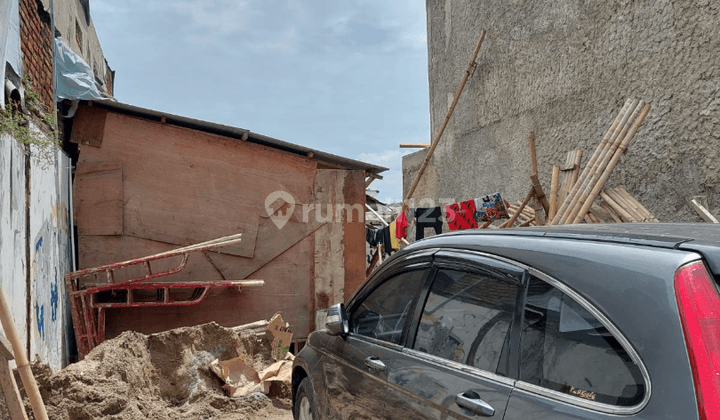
102;234;314;339
73;162;123;236
342;170;367;302
75;111;318;258
70;106;107;147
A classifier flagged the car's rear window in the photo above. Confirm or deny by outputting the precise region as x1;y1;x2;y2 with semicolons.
519;276;646;407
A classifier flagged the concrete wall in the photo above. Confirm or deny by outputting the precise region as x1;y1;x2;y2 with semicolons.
0;132;73;370
54;0;113;95
406;0;720;222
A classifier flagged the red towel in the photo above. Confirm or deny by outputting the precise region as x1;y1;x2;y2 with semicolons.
396;210;408;239
445;200;478;231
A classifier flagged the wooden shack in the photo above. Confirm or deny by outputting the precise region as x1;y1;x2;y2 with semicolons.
68;101;386;344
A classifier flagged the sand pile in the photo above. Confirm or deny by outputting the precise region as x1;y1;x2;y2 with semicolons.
7;322;293;420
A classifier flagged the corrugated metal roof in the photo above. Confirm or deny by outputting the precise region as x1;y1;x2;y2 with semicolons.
86;100;387;176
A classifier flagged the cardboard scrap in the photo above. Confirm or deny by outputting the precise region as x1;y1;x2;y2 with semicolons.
210;353;294;397
267;313;293;361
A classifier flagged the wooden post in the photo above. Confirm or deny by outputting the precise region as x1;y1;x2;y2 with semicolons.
0;334;28;420
528;132;550;215
403;30;487;211
500;188;535;228
572;103;651;224
0;289;48;420
549;164;560;220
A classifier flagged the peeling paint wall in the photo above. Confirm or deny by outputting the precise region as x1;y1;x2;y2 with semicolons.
0;133;29;350
29;146;72;369
0;132;72;370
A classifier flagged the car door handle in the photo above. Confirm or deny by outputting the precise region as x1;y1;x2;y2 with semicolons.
455;391;495;417
364;356;386;372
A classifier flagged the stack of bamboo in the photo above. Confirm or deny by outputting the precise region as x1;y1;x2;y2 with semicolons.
498;99;657;228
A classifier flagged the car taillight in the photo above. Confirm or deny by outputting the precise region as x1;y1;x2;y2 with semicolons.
675;261;720;420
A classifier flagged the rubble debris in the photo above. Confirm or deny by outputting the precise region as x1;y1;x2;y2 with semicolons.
267;313;293;361
210;353;293;398
3;322;292;420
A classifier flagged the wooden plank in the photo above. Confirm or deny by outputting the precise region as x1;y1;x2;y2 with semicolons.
73;162;123;236
690;198;719;223
0;357;28;420
70;106;107;147
341;170;368;302
399;144;430;149
0;333;12;360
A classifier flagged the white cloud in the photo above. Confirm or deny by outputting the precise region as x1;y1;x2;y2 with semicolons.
174;0;253;35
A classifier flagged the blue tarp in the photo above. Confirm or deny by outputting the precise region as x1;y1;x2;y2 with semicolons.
55;37;104;101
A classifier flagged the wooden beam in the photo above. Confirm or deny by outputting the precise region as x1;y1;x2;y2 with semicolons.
0;288;48;419
0;357;28;420
690;198;719;223
403;29;487;210
0;334;12;360
399;144;431;149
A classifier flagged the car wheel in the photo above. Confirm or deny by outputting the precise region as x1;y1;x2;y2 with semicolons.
294;377;316;420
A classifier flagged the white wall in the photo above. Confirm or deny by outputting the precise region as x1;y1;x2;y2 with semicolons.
0;133;29;351
0;131;73;370
28;145;72;368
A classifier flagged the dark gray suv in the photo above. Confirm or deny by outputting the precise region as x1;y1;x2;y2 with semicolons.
291;224;720;420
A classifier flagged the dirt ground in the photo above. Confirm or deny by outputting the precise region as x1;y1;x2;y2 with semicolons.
0;323;294;419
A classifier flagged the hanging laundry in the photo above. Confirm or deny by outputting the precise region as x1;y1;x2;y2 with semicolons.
474;192;509;222
389;220;399;250
445;200;478;231
380;226;393;257
366;228;379;247
413;207;443;240
396;210;408;239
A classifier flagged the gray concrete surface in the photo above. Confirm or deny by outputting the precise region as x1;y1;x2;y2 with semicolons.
404;0;720;222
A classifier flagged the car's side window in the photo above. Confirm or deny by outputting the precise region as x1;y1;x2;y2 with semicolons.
413;268;518;374
520;276;646;406
350;269;428;345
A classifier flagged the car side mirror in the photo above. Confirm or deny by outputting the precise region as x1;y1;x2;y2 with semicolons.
325;303;349;336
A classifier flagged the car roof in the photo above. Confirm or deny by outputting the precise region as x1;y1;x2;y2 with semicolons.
405;223;720;274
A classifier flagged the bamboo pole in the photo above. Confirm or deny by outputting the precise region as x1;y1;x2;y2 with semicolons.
403;30;486;211
557;151;575;208
573;103;652;223
614;187;656;221
0;289;48;420
569;149;584;191
399;144;430;149
551;99;635;225
549;164;560;220
500;188;535;228
599;191;635;222
599;201;624;223
479;221;493;229
606;188;645;222
561;100;642;224
519;217;536;227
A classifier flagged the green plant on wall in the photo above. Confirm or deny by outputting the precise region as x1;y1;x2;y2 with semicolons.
0;76;59;167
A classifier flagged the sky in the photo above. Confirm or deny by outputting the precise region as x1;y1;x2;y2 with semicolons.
89;0;430;203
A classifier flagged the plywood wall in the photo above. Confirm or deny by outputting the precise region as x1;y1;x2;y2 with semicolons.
72;108;367;340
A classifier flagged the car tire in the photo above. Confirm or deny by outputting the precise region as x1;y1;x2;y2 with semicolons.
294;377;316;420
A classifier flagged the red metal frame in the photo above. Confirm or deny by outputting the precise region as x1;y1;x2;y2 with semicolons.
64;233;264;359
